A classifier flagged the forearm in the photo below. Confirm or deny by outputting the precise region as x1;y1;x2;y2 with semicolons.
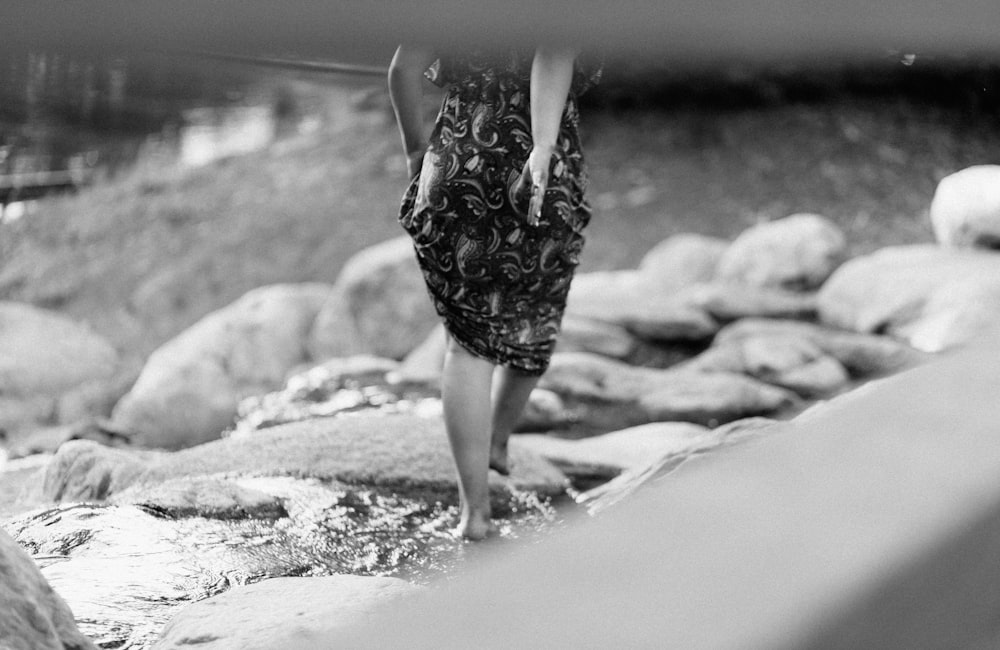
388;45;435;155
529;46;576;152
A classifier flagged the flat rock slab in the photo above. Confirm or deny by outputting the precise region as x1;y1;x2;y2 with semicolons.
324;333;1000;650
44;413;567;504
566;271;719;342
110;477;288;520
535;352;799;431
514;422;712;478
153;575;420;650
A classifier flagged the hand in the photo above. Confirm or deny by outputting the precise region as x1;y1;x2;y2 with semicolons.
406;150;425;180
515;145;554;226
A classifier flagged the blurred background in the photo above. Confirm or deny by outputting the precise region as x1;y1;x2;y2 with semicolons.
2;42;999;370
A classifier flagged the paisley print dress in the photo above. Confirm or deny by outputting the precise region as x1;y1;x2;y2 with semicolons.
399;50;601;375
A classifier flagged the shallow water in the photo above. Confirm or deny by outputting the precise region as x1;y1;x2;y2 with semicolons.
7;474;569;649
0;368;581;648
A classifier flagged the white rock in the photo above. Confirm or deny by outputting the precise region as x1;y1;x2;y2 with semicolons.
567;271;718;342
678;282;818;321
0;302;119;397
309;236;439;361
638;233;729;292
896;276;1000;352
715;213;847;290
818;245;1000;351
539;352;798;428
930;165;1000;249
153;575;420;650
111;284;331;449
0;528;96;650
514;422;712;475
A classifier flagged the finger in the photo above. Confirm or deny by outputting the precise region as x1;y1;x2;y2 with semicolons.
515;162;531;198
528;171;548;225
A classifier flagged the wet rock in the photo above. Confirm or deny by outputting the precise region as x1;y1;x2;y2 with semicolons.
111;283;331;450
153;575;420;650
715;317;928;377
679;283;818;322
514;422;712;480
538;352;799;431
0;527;96;650
637;233;729;291
817;245;1000;351
681;332;850;397
715;213;847;290
308;236;439;361
930;165;1000;249
43;440;162;502
236;356;436;435
566;271;719;342
111;477;288;520
45;414;567;505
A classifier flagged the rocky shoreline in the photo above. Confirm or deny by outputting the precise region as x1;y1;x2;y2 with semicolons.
2;165;1000;649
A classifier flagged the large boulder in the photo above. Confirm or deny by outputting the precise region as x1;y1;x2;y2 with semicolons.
153;576;420;650
44;413;567;505
566;271;719;342
110;284;332;449
715;213;847;290
308;236;440;361
817;245;1000;351
930;165;1000;249
0;528;97;650
0;302;120;434
637;233;729;292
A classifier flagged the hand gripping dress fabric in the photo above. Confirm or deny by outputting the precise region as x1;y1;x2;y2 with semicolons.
399;50;602;375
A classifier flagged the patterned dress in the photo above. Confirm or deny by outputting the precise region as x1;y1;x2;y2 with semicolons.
399;50;601;375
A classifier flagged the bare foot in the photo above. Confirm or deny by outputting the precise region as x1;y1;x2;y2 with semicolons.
488;445;510;477
457;509;497;541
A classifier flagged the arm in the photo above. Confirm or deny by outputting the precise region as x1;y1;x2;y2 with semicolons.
522;46;576;225
388;45;437;178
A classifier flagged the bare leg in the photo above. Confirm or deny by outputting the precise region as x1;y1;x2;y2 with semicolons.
441;336;496;540
489;366;541;476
